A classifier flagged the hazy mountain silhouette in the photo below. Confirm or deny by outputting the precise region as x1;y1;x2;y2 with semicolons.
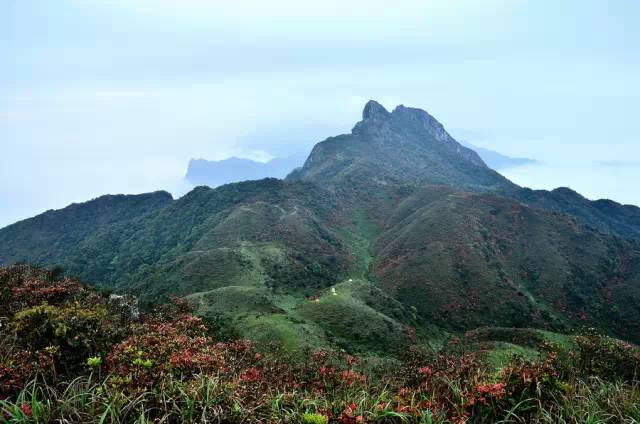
460;141;537;169
186;153;308;187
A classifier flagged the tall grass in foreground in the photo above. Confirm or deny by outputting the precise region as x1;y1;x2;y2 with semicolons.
1;372;639;423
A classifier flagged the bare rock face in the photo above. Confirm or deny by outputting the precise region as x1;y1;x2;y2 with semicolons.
362;99;391;120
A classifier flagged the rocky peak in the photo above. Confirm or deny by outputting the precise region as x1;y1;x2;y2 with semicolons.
295;100;503;190
352;100;391;135
392;105;452;143
362;100;391;120
356;101;453;144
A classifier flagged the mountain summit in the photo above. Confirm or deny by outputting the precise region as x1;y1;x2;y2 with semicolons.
357;101;483;165
361;99;391;121
291;100;513;194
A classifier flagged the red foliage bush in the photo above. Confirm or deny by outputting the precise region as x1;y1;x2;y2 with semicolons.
106;315;224;391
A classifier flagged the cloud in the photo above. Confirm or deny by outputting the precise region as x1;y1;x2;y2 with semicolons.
501;162;640;207
2;0;639;227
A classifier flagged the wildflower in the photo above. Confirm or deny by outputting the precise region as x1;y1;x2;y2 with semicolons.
342;402;358;417
240;367;261;383
44;345;60;356
254;353;263;361
319;366;335;376
476;382;506;399
340;370;365;386
417;366;433;376
312;350;328;362
395;405;415;414
229;340;252;353
345;355;359;366
20;403;32;417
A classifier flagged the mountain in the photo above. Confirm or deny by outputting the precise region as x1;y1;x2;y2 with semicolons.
185;137;531;190
290;101;515;193
186;153;307;187
292;101;640;240
460;141;537;170
2;100;640;350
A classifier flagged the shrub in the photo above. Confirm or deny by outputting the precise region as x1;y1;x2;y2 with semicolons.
573;328;640;382
0;265;134;385
105;315;225;392
301;412;329;424
8;301;127;376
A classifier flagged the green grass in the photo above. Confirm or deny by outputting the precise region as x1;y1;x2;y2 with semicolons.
337;210;382;280
537;329;577;350
187;277;446;356
188;286;283;317
482;342;541;370
296;282;412;354
3;365;639;423
237;313;327;353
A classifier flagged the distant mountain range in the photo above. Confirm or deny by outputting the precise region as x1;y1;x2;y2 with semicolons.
2;100;640;354
460;141;536;170
185;141;535;188
186;154;307;187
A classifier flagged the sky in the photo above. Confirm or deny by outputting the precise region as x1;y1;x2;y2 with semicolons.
1;0;639;228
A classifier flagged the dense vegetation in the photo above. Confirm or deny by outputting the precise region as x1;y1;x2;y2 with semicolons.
2;265;639;423
372;186;640;341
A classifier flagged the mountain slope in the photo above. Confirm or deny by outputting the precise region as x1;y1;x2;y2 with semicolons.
0;179;386;352
372;186;640;342
28;179;350;299
0;191;172;267
520;186;640;240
